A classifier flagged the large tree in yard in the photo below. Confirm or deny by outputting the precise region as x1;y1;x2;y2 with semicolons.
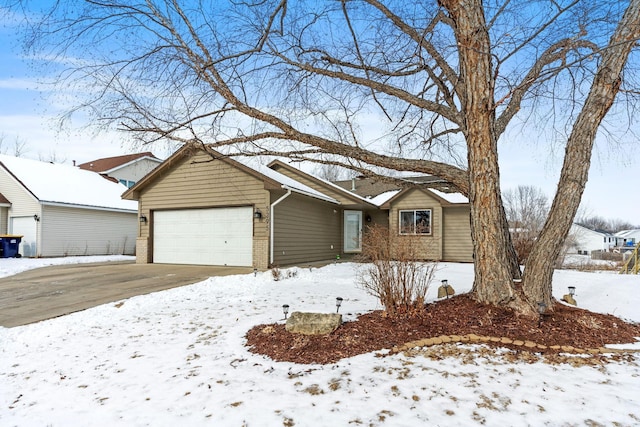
12;0;640;315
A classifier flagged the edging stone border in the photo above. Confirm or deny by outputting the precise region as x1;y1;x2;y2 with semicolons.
391;334;640;355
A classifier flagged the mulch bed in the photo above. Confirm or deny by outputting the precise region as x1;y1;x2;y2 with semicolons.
245;294;640;365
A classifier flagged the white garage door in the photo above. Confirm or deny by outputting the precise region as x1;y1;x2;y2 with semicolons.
153;207;253;266
10;216;37;257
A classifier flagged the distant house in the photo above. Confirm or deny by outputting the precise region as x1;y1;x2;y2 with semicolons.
614;229;640;249
568;223;615;255
78;152;162;188
122;145;473;269
0;155;138;257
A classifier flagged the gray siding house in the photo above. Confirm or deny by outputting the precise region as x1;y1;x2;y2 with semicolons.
0;155;138;257
123;145;473;269
78;152;162;188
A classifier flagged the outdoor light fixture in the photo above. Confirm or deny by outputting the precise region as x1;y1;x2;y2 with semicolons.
33;214;40;222
336;297;343;313
537;301;547;327
139;214;147;224
254;209;262;219
441;279;450;299
282;304;290;320
568;286;576;296
254;268;258;277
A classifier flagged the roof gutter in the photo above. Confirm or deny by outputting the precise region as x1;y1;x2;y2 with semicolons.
40;201;138;214
270;188;292;266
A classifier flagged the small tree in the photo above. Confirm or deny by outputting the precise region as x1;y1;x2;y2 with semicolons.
503;186;549;264
357;224;437;318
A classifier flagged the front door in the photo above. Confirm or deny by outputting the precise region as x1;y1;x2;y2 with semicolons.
343;210;362;253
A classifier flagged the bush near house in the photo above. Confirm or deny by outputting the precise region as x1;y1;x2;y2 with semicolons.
356;224;437;318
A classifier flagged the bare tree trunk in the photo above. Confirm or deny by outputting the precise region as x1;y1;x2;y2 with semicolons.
443;0;526;312
523;0;640;307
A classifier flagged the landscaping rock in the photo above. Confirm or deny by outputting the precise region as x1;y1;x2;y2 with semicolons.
561;294;577;306
285;312;342;335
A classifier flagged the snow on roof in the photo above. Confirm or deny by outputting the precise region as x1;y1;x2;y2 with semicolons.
615;229;640;238
367;190;400;206
270;161;379;206
0;155;137;212
235;159;339;204
429;189;469;204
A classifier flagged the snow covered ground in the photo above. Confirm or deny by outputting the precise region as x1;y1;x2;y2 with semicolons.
1;256;639;426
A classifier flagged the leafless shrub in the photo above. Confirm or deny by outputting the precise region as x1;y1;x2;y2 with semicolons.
356;224;437;318
512;235;536;265
270;266;298;281
271;266;282;281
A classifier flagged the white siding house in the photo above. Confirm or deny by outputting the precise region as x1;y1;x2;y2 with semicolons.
615;229;640;249
568;223;615;255
0;155;137;257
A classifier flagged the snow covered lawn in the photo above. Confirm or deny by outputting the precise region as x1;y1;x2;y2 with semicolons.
1;257;639;426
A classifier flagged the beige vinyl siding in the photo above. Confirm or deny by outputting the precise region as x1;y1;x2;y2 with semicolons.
0;167;41;217
389;188;443;260
442;206;473;262
0;207;7;234
40;205;137;256
273;193;341;266
137;152;270;268
363;209;388;230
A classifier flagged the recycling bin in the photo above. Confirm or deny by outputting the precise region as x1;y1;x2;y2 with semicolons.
0;235;23;258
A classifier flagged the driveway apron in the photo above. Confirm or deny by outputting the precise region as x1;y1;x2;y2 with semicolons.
0;261;252;327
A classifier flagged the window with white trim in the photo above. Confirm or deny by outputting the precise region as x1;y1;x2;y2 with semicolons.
399;209;432;235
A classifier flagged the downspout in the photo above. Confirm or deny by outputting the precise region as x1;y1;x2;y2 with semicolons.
270;188;292;266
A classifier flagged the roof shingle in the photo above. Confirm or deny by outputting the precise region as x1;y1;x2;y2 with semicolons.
77;152;159;173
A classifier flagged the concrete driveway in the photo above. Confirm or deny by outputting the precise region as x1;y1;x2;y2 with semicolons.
0;261;252;328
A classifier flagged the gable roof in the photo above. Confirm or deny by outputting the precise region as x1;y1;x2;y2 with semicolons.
571;223;613;237
77;152;161;174
379;186;469;209
267;160;379;208
122;145;339;204
269;160;468;208
615;229;640;238
0;191;10;206
0;154;137;212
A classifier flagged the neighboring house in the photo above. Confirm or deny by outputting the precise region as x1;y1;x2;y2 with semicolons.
0;192;10;234
614;229;640;249
0;155;138;257
568;223;615;255
77;152;162;188
122;145;473;269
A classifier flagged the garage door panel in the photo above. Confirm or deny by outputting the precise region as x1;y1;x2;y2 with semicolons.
153;207;252;266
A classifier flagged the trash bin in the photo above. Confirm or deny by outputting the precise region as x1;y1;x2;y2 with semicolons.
0;235;23;258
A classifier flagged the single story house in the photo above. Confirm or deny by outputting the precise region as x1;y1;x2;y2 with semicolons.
123;144;473;269
0;154;138;257
78;152;162;188
567;223;615;255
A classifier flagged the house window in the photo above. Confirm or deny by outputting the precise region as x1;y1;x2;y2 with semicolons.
119;179;136;188
399;209;431;235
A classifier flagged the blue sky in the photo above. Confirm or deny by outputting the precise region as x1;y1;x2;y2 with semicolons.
0;5;638;226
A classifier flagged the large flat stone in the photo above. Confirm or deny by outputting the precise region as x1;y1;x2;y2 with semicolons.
285;312;342;335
